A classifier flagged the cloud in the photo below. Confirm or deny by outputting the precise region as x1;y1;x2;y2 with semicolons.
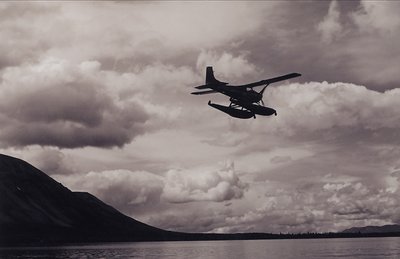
253;82;400;142
196;50;260;82
317;0;343;43
0;58;149;148
57;169;164;211
219;186;324;233
222;1;400;90
28;148;76;175
213;177;400;233
352;1;400;34
343;1;400;87
162;161;248;203
0;3;58;69
217;82;400;168
322;181;400;228
0;2;271;70
54;161;248;225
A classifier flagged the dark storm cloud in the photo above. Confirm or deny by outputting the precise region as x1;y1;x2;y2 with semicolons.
0;117;145;148
2;80;110;127
0;58;149;148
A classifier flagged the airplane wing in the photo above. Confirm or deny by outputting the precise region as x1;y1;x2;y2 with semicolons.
191;90;217;95
238;73;301;88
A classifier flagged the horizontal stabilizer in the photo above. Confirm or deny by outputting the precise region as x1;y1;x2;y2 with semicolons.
240;73;301;88
191;90;217;95
195;84;209;89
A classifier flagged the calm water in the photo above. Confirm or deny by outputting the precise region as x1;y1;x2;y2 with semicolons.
1;237;400;258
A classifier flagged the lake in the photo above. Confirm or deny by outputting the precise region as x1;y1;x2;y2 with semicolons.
1;237;400;258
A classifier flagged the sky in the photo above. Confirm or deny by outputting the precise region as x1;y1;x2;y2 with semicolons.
1;1;400;234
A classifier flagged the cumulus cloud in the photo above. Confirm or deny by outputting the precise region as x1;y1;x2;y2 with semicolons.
54;162;248;225
317;0;343;43
257;82;400;141
162;162;247;203
222;81;400;165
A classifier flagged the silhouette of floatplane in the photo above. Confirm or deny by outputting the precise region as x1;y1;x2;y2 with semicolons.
192;67;301;119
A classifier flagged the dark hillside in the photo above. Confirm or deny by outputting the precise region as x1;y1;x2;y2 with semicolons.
0;154;173;245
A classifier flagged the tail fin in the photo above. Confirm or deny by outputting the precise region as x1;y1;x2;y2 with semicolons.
205;66;227;85
206;67;216;84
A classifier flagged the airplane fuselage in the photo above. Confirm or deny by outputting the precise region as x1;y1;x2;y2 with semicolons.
209;83;262;103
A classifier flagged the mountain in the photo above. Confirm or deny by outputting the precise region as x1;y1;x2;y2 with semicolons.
342;224;400;234
0;154;181;245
